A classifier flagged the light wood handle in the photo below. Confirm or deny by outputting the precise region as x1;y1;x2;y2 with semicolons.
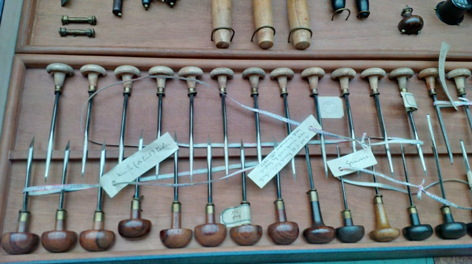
212;0;232;49
287;0;311;50
253;0;274;49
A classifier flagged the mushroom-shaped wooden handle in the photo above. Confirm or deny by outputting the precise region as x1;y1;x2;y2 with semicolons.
210;67;234;94
178;66;204;95
242;67;266;96
194;204;227;247
253;0;274;50
41;209;77;253
114;65;141;94
331;68;356;96
149;66;175;95
160;202;193;248
361;68;386;95
230;224;263;246
270;68;294;95
80;64;107;93
1;211;40;255
369;195;400;242
212;0;232;49
46;63;74;93
302;67;325;96
418;68;439;96
79;211;115;252
389;68;414;93
447;68;471;96
117;199;152;239
287;0;311;50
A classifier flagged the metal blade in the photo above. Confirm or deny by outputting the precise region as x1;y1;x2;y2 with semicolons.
61;0;68;6
44;92;61;182
460;140;472;192
81;97;94;178
313;94;328;178
459;94;472;133
58;141;70;210
22;138;35;211
406;111;427;175
282;95;296;181
372;94;394;177
432;95;453;163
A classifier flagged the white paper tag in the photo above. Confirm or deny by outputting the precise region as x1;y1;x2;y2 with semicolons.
327;147;377;177
319;96;344;119
401;92;418;112
220;204;251;228
101;133;178;198
438;42;456;110
248;115;321;188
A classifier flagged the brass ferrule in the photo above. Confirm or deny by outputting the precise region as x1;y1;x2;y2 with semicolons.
123;87;132;94
219;87;227;94
342;209;352;219
307;189;318;202
19;211;30;222
55;85;63;93
157;87;165;95
275;199;285;210
400;88;408;93
56;209;66;220
374;194;383;204
188;87;197;95
407;206;418;215
172;201;181;212
93;211;104;222
251;87;259;95
428;89;436;96
88;85;97;93
241;201;250;205
370;89;379;96
279;88;288;95
441;206;451;215
457;88;466;96
310;88;318;96
341;88;350;96
206;203;215;214
131;198;141;210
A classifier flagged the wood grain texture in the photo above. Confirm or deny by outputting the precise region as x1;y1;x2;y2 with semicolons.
252;0;274;49
229;224;263;246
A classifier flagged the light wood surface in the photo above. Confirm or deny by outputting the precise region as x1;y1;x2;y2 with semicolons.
0;55;472;262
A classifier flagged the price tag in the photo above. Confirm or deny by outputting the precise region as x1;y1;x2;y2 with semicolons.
220;204;252;228
401;92;418;112
101;133;178;198
248;115;321;188
327;147;377;177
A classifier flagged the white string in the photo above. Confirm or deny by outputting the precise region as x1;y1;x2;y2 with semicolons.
434;97;472;108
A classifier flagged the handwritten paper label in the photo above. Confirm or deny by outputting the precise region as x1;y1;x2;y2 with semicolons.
319;96;344;119
327;147;377;177
101;133;178;198
220;204;252;227
248;115;321;188
438;42;456;110
401;92;418;112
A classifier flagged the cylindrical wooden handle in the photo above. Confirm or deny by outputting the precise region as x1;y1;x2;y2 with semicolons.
287;0;311;50
373;195;392;229
212;0;232;49
253;0;274;49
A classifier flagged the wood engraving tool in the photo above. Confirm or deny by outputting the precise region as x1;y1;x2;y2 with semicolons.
178;66;204;183
287;0;311;50
400;144;433;241
194;137;227;247
418;68;453;163
427;115;467;239
79;141;116;251
149;66;174;179
212;0;233;49
334;145;365;243
252;0;275;49
389;67;427;175
447;68;472;133
210;67;234;178
41;141;78;253
44;63;74;182
80;64;107;178
160;133;193;248
1;138;40;255
270;68;298;180
118;131;152;239
302;67;328;178
242;67;266;164
229;140;263;246
267;139;299;245
361;68;395;177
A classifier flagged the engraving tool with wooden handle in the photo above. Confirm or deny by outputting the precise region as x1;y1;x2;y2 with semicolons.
212;0;232;49
287;0;311;50
447;68;472;133
253;0;274;49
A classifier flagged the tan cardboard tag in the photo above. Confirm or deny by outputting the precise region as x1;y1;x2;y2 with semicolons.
327;147;377;177
220;204;252;228
401;92;418;112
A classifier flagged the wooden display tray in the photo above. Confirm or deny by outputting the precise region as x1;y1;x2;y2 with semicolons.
1;54;472;263
16;0;472;61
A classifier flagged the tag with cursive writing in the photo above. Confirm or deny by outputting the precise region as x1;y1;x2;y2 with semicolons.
401;92;418;112
101;132;178;198
220;204;251;227
327;147;377;177
248;115;321;188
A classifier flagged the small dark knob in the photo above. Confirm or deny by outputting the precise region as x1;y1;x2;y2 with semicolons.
398;6;424;35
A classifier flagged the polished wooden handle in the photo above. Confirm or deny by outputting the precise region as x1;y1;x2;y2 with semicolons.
212;0;232;49
253;0;274;49
287;0;311;50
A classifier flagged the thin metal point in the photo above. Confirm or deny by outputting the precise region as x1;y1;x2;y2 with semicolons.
281;94;296;181
22;137;35;211
221;95;230;178
432;95;453;164
427;114;447;199
372;94;395;177
44;92;61;182
313;94;328;178
81;96;94;179
59;141;70;210
460;140;472;191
